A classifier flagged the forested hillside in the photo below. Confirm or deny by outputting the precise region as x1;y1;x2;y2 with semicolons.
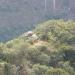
0;20;75;75
0;0;75;42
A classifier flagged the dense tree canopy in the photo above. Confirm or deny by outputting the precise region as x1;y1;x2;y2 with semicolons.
0;20;75;75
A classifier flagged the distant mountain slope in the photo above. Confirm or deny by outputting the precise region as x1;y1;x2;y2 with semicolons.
0;0;75;42
0;20;75;75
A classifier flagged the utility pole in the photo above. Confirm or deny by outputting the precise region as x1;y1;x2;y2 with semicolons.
53;0;56;12
45;0;47;11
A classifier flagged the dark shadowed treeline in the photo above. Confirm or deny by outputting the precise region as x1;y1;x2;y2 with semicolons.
0;0;75;42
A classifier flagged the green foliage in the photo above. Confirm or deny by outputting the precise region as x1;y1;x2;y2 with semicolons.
45;68;70;75
32;64;49;75
58;62;75;75
4;63;17;75
0;20;75;75
0;62;5;75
